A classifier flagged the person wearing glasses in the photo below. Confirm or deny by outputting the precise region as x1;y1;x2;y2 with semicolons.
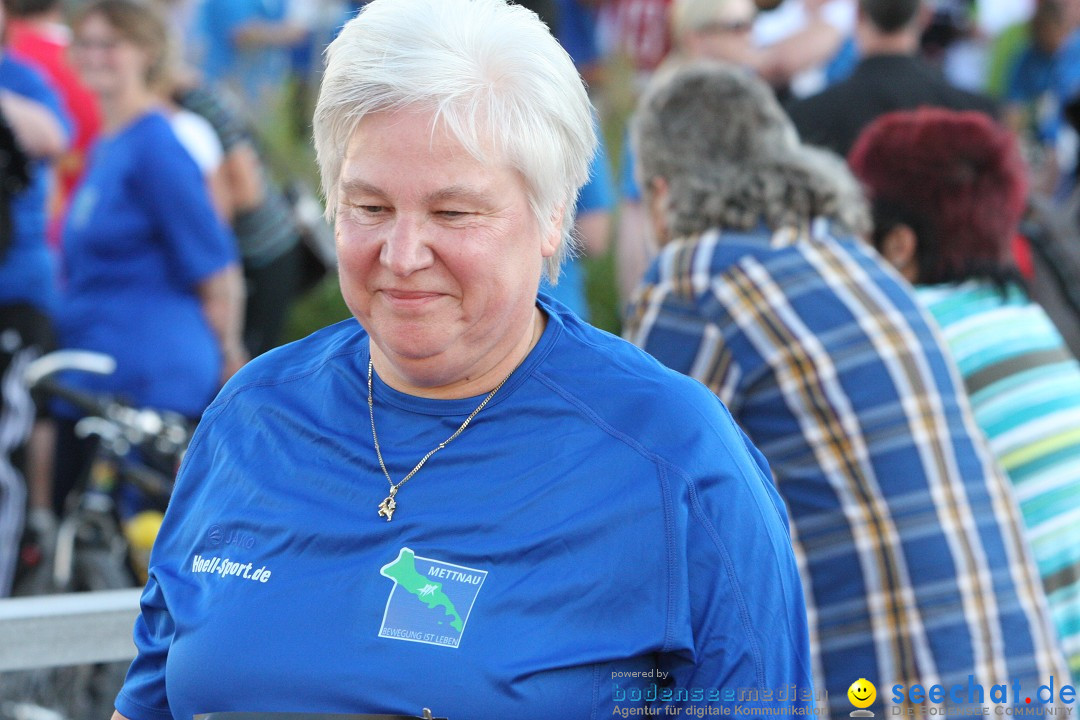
54;0;243;515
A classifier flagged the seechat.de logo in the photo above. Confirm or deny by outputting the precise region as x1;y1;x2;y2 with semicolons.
850;678;877;717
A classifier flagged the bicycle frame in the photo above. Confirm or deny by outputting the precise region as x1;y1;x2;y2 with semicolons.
22;350;190;591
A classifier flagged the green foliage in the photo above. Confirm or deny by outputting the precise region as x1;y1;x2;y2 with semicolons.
283;274;352;344
584;249;621;334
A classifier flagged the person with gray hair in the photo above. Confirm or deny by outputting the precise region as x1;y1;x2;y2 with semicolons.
625;61;1070;717
108;3;812;719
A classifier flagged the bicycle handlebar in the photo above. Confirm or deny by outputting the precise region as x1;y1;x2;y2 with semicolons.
31;374;116;422
24;351;191;455
23;350;116;387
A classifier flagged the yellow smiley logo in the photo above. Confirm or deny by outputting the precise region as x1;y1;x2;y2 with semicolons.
848;678;877;709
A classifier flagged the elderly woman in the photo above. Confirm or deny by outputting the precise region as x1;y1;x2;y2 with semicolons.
109;2;811;719
849;106;1080;681
624;63;1069;716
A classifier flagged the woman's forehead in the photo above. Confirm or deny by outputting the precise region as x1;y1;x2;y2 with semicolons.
344;108;511;173
339;112;527;203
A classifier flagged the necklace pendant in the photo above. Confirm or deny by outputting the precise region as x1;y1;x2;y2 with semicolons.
378;487;398;522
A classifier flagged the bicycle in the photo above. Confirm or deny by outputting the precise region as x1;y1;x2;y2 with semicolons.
0;350;191;720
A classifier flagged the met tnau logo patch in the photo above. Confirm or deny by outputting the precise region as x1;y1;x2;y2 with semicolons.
378;547;487;648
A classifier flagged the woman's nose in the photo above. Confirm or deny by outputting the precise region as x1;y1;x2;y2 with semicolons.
380;217;435;276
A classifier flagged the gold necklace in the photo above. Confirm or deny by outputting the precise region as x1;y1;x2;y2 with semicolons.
368;359;514;522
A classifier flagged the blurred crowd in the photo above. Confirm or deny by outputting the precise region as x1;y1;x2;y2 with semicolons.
3;0;1080;709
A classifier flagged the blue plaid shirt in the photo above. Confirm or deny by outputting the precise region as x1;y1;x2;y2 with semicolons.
625;222;1069;716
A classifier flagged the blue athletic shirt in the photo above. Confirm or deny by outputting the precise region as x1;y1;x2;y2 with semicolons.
116;296;813;720
555;0;600;69
1006;29;1080;144
59;111;236;417
0;52;69;313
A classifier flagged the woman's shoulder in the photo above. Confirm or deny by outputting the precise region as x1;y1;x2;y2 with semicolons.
544;307;738;452
545;317;777;523
121;111;192;156
210;319;368;411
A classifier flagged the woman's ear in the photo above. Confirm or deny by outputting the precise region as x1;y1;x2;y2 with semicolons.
880;224;919;283
541;202;566;258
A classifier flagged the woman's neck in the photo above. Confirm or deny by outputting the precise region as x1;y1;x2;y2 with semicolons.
371;306;547;400
100;88;157;133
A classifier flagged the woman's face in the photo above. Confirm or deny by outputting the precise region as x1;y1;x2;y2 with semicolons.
335;108;559;393
72;14;152;98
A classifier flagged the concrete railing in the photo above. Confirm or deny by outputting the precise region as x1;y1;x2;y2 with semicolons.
0;589;140;671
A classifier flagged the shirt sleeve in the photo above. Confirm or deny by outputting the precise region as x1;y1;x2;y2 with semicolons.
619;133;642;203
656;396;812;710
114;572;177;720
136;119;237;289
114;401;230;719
2;53;72;145
170;110;225;174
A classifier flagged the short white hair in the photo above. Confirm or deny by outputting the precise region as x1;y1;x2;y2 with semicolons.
313;0;597;282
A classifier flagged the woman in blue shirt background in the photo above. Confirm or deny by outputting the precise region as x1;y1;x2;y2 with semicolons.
53;0;243;515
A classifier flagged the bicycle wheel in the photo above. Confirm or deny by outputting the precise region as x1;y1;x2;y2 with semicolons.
1;540;135;720
57;540;135;720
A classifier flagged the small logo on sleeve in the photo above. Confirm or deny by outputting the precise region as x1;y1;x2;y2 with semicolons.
378;547;487;649
207;525;255;548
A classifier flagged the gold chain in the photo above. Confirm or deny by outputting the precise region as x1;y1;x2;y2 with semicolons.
368;359;513;522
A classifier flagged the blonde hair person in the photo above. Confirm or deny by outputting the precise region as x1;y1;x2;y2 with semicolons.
668;0;759;66
72;0;177;92
50;0;245;520
615;0;760;306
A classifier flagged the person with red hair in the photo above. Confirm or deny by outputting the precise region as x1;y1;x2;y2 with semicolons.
850;106;1080;680
850;107;1027;286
